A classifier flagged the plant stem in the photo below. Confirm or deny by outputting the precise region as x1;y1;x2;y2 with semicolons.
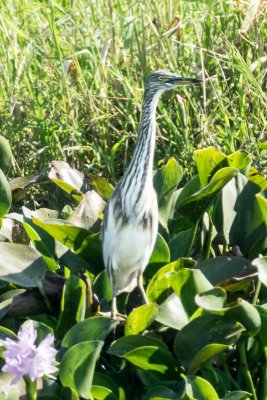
239;339;257;400
185;219;199;257
24;377;37;400
203;215;213;260
252;279;261;305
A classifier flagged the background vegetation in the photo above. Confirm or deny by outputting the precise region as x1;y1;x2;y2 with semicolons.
0;0;267;399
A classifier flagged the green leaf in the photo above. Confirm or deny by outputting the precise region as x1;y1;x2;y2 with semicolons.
227;150;252;175
48;160;86;201
61;316;117;349
108;335;168;357
91;386;117;400
56;271;86;339
196;256;254;286
169;229;194;261
156;293;189;330
123;346;177;377
195;287;227;311
32;218;104;274
9;212;59;272
176;167;238;223
60;387;79;400
226;299;261;336
154;158;183;229
222;391;252;400
91;175;114;201
59;340;103;399
0;136;12;175
0;242;46;287
0;289;26;319
255;305;267;346
146;258;195;303
92;372;124;400
172;269;213;316
149;233;170;265
212;173;266;257
182;374;220;400
125;303;158;335
143;386;180;400
0;169;12;219
174;314;244;372
194;147;227;187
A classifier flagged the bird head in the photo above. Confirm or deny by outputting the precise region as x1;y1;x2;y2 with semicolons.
145;70;202;93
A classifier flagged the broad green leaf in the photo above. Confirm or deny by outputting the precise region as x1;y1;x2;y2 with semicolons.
9;212;59;272
125;303;158;335
61;317;117;349
32;218;104;274
108;335;168;357
143;386;180;400
48;160;86;201
212;173;266;257
0;289;25;319
91;386;117;400
169;229;194;261
195;287;227;311
248;167;267;191
222;391;252;399
154;158;183;229
172;269;213;316
0;326;17;340
0;242;46;287
56;271;86;339
68;190;105;230
91;175;114;201
174;314;244;372
0;169;12;219
176;168;238;223
182;374;219;400
59;340;103;399
146;258;195;303
227;151;251;175
226;299;261;336
9;173;44;202
194;147;227;187
0;136;12;174
150;233;170;264
196;256;254;286
123;346;177;377
93;270;113;303
60;387;79;400
92;372;124;400
156;293;189;330
255;305;267;346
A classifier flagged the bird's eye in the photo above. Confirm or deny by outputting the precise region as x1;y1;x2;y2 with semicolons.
158;76;165;81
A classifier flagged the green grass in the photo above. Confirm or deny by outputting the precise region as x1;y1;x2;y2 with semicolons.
0;0;266;185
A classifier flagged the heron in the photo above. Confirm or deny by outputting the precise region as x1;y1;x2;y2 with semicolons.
102;70;202;318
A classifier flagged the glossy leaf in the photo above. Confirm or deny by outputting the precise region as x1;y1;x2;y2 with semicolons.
182;374;220;400
146;258;195;303
0;242;46;287
156;293;189;330
176;167;238;223
56;271;86;339
108;335;168;357
125;303;158;335
227;150;252;175
61;316;117;349
226;299;261;336
195;287;227;311
91;175;114;201
174;314;244;372
255;305;267;346
59;340;103;398
123;346;177;377
91;386;117;400
148;233;170;266
0;169;12;219
92;372;123;400
194;147;227;187
0;289;25;319
222;391;252;399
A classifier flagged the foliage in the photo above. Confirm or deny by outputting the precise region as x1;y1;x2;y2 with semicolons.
0;143;266;399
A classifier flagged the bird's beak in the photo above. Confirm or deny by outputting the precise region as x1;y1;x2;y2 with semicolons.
172;77;203;86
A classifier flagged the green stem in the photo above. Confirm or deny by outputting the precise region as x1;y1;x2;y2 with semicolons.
252;279;261;305
24;377;37;400
219;354;240;390
203;215;213;260
239;340;257;400
262;348;267;400
185;219;199;257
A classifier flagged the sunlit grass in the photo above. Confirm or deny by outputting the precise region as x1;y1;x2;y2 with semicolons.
0;0;266;186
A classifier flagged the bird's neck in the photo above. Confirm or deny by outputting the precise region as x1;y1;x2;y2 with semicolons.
119;89;163;216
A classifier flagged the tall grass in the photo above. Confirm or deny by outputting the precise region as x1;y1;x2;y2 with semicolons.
0;0;266;185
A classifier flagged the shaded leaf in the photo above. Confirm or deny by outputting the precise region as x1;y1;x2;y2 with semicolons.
174;314;244;372
61;316;117;349
125;303;158;335
0;136;12;174
0;242;46;287
0;169;12;219
156;293;189;330
182;374;219;400
108;335;167;357
59;340;103;399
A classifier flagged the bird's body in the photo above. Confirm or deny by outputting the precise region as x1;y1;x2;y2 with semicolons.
102;70;201;317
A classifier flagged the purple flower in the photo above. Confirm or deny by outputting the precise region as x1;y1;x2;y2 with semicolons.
1;321;58;384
